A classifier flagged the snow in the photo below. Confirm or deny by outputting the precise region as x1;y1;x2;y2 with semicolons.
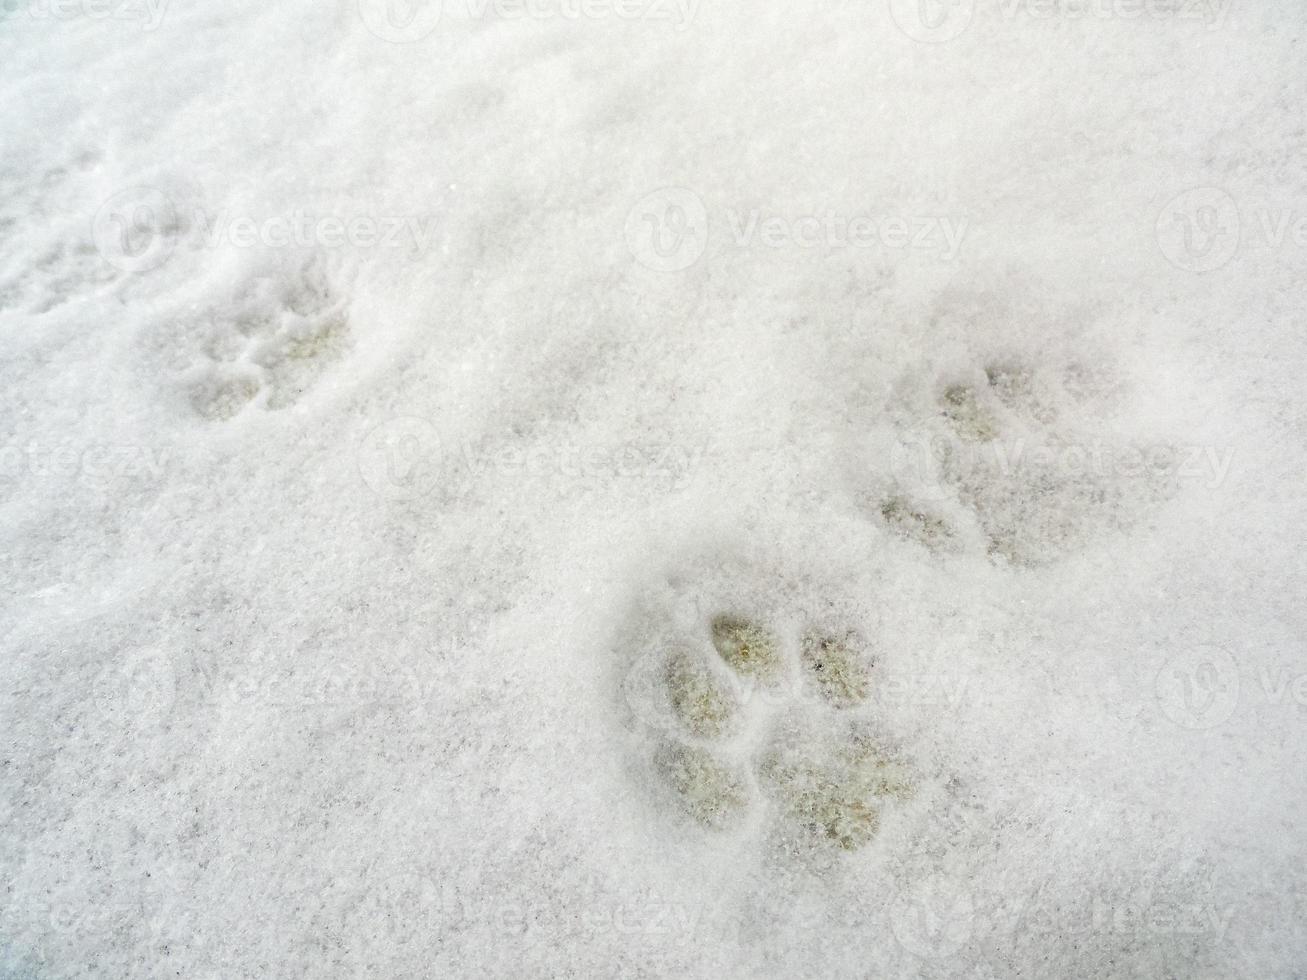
2;0;1305;976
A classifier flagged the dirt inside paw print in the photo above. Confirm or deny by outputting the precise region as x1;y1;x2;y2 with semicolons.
801;630;872;708
710;615;782;681
664;651;741;740
760;729;912;851
654;741;749;829
984;359;1057;423
879;496;957;551
939;383;998;442
893;350;1177;566
177;256;351;421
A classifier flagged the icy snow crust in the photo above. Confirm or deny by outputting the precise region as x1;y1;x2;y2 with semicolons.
2;0;1306;976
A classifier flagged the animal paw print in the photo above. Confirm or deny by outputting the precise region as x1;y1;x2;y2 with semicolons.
638;611;915;851
883;354;1173;566
0;151;117;316
183;255;351;420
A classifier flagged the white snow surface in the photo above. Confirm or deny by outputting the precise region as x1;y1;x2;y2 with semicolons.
2;0;1306;976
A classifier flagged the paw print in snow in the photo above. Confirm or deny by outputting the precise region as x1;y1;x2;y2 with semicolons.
883;354;1174;566
183;255;351;420
631;606;916;852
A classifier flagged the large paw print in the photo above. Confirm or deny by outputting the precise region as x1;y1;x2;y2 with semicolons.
882;354;1173;566
635;610;916;851
182;255;351;420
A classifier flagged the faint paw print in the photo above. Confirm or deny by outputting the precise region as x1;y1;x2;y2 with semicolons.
1155;187;1240;273
357;0;443;42
625;187;709;272
882;354;1173;566
182;254;352;420
887;0;975;43
1155;643;1239;730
